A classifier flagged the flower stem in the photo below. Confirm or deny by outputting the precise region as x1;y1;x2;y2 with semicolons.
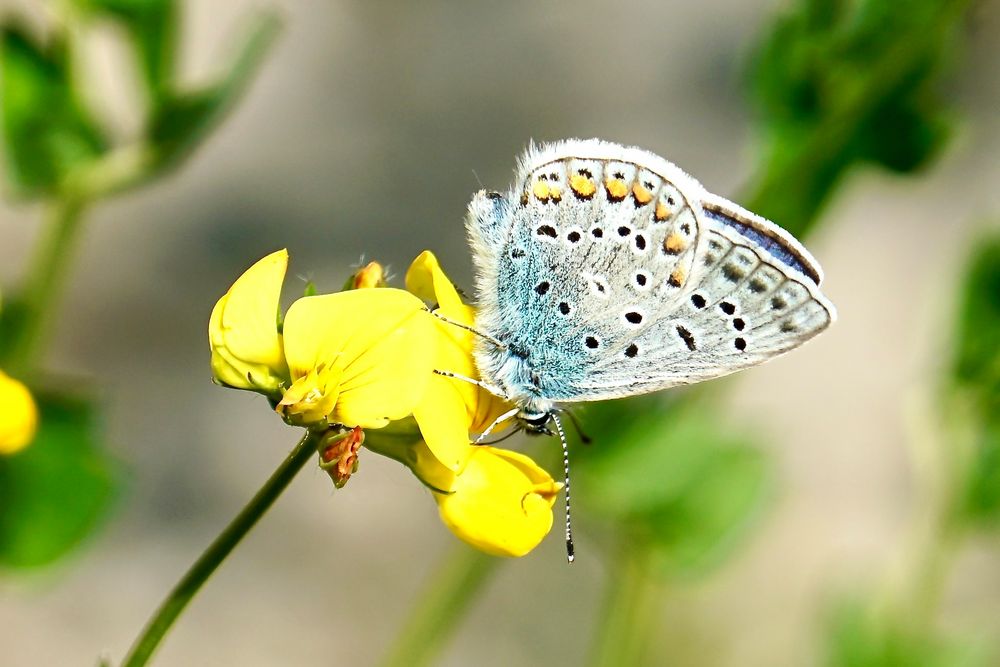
120;431;320;667
5;197;87;375
587;547;661;667
378;544;500;667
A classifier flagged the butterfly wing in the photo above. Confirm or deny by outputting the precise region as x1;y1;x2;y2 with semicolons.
468;139;835;403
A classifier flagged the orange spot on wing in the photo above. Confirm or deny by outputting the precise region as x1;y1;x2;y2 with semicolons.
532;180;550;201
570;174;596;198
632;182;653;205
605;178;628;201
668;267;686;288
548;185;563;202
655;201;671;221
663;233;686;254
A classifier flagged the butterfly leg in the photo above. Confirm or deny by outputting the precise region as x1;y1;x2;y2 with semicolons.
432;369;506;398
471;406;521;445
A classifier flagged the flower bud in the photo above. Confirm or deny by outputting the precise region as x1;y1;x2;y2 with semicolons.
319;426;365;488
0;371;37;455
347;261;387;290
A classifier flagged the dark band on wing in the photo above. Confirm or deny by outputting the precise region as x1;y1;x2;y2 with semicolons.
702;205;820;285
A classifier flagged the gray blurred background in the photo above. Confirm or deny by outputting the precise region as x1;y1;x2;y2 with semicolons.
1;0;999;665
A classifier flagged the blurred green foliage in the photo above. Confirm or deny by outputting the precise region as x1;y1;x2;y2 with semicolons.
827;600;984;667
0;393;119;567
0;1;278;202
577;397;770;578
0;25;108;198
746;0;965;235
70;0;178;103
0;1;278;569
951;234;1000;524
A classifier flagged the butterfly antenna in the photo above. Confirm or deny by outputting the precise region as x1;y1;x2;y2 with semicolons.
550;412;575;563
429;311;507;350
560;409;593;445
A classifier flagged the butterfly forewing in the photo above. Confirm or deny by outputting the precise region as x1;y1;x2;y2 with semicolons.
468;139;835;405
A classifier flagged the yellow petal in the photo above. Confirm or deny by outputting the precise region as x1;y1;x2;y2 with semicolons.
434;446;560;557
209;250;290;394
413;377;473;472
0;371;38;455
282;288;435;429
405;251;464;313
405;252;515;452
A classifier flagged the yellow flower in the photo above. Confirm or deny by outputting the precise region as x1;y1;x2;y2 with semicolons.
211;249;560;557
0;370;37;455
209;250;437;430
402;252;560;557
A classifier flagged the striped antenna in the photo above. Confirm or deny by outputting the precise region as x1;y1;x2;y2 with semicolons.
550;412;575;563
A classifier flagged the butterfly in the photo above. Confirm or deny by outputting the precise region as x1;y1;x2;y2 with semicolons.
451;138;836;559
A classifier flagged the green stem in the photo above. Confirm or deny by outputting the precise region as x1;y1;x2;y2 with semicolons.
5;197;87;375
378;545;500;667
120;431;320;667
588;547;661;667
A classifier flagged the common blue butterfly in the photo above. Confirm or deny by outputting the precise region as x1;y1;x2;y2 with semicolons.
452;139;836;559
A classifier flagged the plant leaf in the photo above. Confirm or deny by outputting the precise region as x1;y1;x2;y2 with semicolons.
0;391;121;568
745;0;967;235
69;0;178;103
951;232;1000;524
145;11;280;173
576;398;772;578
0;23;108;197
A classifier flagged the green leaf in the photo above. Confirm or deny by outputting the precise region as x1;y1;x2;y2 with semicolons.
0;23;108;197
69;0;178;102
826;598;988;667
745;0;968;235
145;12;280;173
0;392;121;568
952;233;1000;403
951;232;1000;524
576;398;772;578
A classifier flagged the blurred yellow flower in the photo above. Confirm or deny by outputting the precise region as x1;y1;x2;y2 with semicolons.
0;370;37;455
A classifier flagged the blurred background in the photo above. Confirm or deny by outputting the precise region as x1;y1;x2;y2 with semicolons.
1;0;999;665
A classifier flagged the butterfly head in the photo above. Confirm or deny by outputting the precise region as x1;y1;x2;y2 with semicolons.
519;409;554;436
